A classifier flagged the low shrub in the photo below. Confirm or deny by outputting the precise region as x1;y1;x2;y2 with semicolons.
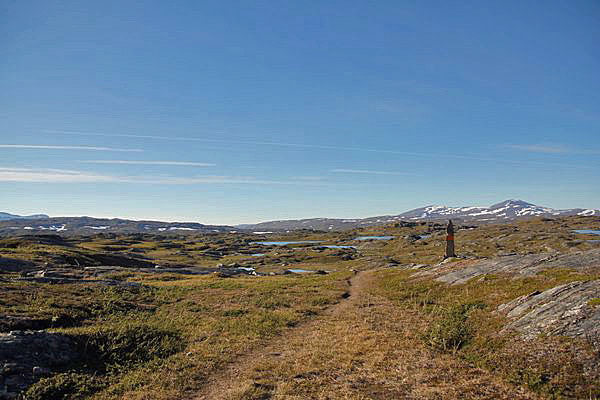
24;373;103;400
423;303;484;353
77;323;184;373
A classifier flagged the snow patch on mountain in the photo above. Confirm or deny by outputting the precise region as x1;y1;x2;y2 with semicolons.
21;224;68;232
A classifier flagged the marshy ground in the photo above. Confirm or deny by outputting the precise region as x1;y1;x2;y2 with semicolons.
1;216;599;399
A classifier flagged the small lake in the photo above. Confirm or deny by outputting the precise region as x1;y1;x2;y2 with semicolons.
251;253;265;257
322;245;357;249
287;269;312;273
253;241;323;246
573;230;600;236
419;234;431;240
354;236;394;241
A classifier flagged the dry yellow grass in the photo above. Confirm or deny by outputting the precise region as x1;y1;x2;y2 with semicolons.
194;271;536;400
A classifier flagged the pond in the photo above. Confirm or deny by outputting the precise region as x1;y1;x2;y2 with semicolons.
322;245;357;249
252;241;323;246
354;236;394;241
573;230;600;236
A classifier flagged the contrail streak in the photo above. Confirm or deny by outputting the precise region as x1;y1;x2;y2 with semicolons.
0;144;143;152
44;130;593;169
80;160;216;167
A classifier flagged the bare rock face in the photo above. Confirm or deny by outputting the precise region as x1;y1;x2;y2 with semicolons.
497;280;600;349
0;331;79;397
427;249;600;285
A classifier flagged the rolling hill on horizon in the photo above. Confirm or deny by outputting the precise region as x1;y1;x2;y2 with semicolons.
2;199;598;235
0;212;50;221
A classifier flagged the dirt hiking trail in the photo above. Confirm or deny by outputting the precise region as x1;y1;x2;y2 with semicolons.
194;270;535;399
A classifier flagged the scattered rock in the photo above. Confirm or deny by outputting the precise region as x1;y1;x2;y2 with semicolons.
32;366;50;377
0;331;79;395
497;251;517;257
404;234;421;242
214;268;256;278
10;276;142;287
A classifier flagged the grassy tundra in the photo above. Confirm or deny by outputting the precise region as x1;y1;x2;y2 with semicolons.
0;216;599;399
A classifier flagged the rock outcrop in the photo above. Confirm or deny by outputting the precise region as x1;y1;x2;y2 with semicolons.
498;280;600;349
0;331;79;398
412;249;600;349
416;249;600;285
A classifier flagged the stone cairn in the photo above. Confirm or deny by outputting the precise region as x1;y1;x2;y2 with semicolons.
445;219;456;259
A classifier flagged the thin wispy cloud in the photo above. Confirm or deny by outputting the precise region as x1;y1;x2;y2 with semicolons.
0;144;143;152
0;167;324;186
331;169;419;176
505;144;600;155
504;144;570;154
0;168;119;183
294;176;326;181
45;130;597;169
80;160;216;167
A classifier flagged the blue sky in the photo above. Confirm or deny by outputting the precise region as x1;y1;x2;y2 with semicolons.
1;1;599;224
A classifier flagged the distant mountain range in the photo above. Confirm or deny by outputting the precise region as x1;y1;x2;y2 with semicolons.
0;212;50;221
0;216;236;236
236;200;600;231
1;200;598;235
